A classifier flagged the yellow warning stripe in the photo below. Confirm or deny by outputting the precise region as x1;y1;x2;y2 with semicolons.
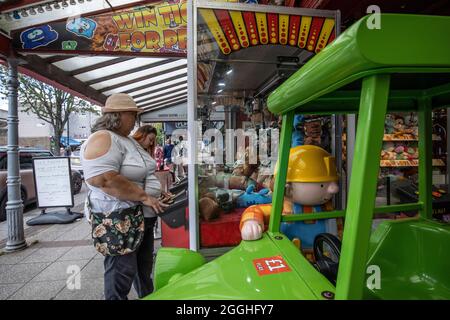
229;11;250;48
199;9;231;55
255;12;268;45
298;16;312;48
315;18;334;53
279;14;289;45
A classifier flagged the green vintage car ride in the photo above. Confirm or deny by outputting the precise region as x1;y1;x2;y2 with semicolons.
144;13;450;300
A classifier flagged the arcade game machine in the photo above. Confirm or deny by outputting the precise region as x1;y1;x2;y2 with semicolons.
145;13;450;300
187;0;341;258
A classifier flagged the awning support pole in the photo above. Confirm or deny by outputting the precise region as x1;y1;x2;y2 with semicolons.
5;58;27;252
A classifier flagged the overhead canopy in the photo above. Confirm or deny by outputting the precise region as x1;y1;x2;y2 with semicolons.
267;14;450;115
0;0;187;112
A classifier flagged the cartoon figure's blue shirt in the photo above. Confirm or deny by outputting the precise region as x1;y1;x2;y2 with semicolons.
280;203;327;249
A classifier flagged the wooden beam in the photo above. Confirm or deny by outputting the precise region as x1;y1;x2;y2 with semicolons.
140;92;187;107
45;55;77;64
136;87;188;106
20;54;108;105
0;32;12;59
85;58;174;86
124;74;187;94
68;57;135;76
141;98;187;112
132;79;187;100
100;63;187;93
140;94;187;109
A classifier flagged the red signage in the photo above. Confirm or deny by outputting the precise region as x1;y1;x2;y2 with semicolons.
253;255;292;276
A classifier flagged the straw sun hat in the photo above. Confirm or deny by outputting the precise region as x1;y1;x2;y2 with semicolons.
102;93;142;114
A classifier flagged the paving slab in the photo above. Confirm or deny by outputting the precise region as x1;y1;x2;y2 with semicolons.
55;222;91;241
0;264;13;277
7;280;67;300
0;262;51;284
79;258;104;280
21;247;71;263
32;259;90;282
0;283;23;300
54;277;104;300
57;245;98;261
0;247;39;265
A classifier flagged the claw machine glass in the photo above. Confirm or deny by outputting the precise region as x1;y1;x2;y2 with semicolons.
187;0;341;256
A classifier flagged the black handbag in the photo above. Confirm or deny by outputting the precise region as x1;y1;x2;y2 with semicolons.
87;193;144;256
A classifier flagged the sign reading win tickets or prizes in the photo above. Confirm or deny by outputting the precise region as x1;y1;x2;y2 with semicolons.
253;255;292;276
12;0;187;57
33;157;74;208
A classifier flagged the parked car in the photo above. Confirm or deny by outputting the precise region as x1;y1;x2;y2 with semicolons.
70;152;83;179
60;136;81;149
0;147;83;222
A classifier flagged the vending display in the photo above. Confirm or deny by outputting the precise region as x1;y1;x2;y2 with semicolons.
376;110;448;221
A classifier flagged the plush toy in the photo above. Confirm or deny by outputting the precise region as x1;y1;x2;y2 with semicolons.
215;190;233;213
237;185;272;208
385;114;396;134
232;165;245;176
229;176;248;190
393;116;406;135
199;197;221;221
240;145;339;249
304;119;322;138
243;163;257;177
404;113;419;137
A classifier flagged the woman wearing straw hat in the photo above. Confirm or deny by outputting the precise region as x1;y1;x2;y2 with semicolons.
81;93;167;300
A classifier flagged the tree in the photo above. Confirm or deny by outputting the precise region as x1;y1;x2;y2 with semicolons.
1;65;100;155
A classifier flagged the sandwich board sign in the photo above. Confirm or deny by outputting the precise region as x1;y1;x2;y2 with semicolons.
32;157;74;208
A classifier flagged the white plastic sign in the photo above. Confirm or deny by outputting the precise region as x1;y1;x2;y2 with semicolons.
33;157;73;208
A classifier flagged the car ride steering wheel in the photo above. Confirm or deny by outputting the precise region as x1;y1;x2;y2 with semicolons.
313;233;341;285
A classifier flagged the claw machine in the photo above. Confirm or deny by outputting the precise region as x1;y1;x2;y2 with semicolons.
186;0;341;256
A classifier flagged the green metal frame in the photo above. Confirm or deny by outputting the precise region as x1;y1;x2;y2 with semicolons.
418;97;433;220
266;14;450;299
268;112;294;235
335;75;390;299
266;75;450;300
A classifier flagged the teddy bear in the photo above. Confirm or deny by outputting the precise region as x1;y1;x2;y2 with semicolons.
199;197;221;222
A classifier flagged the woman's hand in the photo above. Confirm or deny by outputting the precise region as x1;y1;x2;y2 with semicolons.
159;192;176;204
161;191;174;198
143;195;169;214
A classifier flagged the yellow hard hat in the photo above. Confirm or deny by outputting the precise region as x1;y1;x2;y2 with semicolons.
285;145;338;183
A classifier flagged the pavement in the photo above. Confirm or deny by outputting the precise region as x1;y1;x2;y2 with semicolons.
0;183;161;300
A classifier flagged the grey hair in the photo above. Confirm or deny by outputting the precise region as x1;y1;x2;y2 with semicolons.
91;112;122;133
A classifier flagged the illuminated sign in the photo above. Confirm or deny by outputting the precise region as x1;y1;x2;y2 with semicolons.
199;8;335;55
12;0;187;57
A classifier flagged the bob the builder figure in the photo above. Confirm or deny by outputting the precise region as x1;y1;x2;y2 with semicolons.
240;145;339;251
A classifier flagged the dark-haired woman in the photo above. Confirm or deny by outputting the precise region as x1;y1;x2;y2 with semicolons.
131;125;164;297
